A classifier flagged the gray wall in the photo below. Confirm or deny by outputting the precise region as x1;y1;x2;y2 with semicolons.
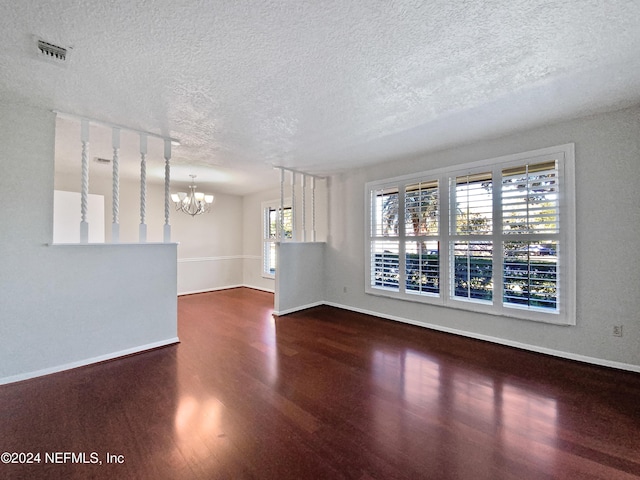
0;103;178;384
325;105;640;370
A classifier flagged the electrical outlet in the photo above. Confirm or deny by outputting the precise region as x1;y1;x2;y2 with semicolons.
613;325;623;337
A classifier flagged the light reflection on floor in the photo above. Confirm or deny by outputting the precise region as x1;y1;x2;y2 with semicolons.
262;314;279;386
174;395;225;462
370;347;558;473
501;384;558;468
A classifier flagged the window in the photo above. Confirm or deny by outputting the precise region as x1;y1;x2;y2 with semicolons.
451;172;493;303
371;187;400;290
263;204;292;277
366;144;575;325
501;161;559;311
405;181;439;295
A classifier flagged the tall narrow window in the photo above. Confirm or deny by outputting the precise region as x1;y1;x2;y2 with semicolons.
502;161;559;311
263;205;292;277
405;181;439;296
451;172;493;302
370;187;400;291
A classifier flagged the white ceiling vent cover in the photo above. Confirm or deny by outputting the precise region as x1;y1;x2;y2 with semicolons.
36;39;68;62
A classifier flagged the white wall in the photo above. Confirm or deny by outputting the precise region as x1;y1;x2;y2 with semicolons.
172;191;244;294
242;181;329;292
55;171;245;295
325;105;640;371
54;165;331;298
53;190;105;243
55;171;167;244
242;187;279;292
0;102;178;384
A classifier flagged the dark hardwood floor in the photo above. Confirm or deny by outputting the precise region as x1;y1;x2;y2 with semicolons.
1;287;639;479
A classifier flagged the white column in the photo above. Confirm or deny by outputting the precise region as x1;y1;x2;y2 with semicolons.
291;171;296;241
163;139;172;243
279;168;285;241
302;175;307;242
80;119;90;244
139;134;147;243
311;176;316;242
111;128;120;243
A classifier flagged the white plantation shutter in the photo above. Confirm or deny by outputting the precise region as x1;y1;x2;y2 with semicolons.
501;160;560;312
452;240;493;301
503;240;558;310
370;187;400;291
371;240;400;290
405;180;439;236
404;180;440;296
405;239;439;295
365;144;574;325
450;172;493;302
371;187;400;236
454;172;493;235
502;161;558;235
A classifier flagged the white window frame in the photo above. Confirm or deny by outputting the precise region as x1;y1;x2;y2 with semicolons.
365;144;576;325
262;198;292;279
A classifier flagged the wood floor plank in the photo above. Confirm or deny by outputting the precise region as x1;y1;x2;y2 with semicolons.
1;287;639;479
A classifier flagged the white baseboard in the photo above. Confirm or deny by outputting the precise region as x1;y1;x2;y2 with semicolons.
178;255;244;263
178;284;275;296
324;301;640;374
0;337;180;386
178;284;245;296
274;301;324;316
242;284;275;294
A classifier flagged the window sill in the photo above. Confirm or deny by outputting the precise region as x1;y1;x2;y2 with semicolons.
366;287;573;326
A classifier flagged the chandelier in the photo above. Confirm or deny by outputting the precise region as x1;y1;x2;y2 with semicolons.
171;175;214;217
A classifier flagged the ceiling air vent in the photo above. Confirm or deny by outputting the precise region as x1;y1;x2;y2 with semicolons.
37;40;67;61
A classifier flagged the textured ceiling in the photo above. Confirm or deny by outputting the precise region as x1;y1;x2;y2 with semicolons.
2;0;640;194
